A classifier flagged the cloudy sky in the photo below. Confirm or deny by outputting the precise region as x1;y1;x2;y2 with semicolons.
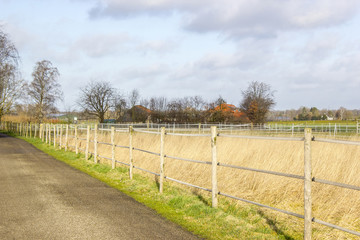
1;0;360;110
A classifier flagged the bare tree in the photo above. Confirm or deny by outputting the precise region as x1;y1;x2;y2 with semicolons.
240;81;275;124
28;60;62;122
128;89;139;122
114;92;127;121
0;29;23;122
336;107;347;120
78;81;116;123
149;96;167;122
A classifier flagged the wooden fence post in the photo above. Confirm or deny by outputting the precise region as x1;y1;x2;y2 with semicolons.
45;124;48;143
357;121;359;135
111;127;115;169
48;124;51;145
75;125;78;154
53;125;56;147
85;125;90;160
59;125;63;149
304;128;312;240
211;126;218;208
159;127;165;193
94;124;98;163
129;126;133;180
65;125;69;151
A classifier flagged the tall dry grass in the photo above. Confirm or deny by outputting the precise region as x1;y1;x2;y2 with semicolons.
68;127;360;239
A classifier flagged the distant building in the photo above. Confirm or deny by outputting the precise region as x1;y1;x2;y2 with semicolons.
325;115;334;121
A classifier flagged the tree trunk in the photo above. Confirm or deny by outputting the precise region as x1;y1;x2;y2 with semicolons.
99;113;105;123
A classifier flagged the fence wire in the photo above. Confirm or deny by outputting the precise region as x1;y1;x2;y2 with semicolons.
219;192;304;219
133;147;160;156
133;165;160;176
313;137;360;146
219;134;304;141
218;163;304;180
312;177;360;191
164;176;212;192
166;133;211;137
115;144;130;149
165;155;211;165
312;218;360;237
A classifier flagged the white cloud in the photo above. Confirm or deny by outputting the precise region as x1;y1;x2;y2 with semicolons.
89;0;360;39
120;63;170;80
74;33;131;58
136;39;177;55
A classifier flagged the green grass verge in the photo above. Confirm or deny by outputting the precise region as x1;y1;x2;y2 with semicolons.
3;131;300;240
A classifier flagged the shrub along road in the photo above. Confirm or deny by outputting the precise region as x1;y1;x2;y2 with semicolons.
0;133;199;239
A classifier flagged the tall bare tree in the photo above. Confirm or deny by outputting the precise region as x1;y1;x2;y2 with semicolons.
129;89;139;122
78;81;117;123
114;93;127;121
28;60;62;122
0;29;23;122
240;81;275;124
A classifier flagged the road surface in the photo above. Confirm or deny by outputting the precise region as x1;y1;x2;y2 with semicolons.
0;133;199;239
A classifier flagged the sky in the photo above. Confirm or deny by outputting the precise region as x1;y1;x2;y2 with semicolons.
1;0;360;111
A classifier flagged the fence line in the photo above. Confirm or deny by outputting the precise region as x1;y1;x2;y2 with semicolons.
1;121;360;239
95;122;360;136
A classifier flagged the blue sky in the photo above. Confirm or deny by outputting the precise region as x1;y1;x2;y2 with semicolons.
1;0;360;110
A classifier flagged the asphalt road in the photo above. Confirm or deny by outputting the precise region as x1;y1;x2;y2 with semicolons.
0;133;199;239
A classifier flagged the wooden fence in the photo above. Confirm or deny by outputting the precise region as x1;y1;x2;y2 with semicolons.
1;121;360;239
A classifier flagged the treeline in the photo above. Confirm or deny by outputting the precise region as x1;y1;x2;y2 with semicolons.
268;107;360;121
2;28;277;124
78;94;251;123
75;81;274;124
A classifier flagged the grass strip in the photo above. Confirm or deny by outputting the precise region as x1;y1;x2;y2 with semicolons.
5;132;297;240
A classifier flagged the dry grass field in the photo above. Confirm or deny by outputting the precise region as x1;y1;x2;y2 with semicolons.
60;126;360;239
